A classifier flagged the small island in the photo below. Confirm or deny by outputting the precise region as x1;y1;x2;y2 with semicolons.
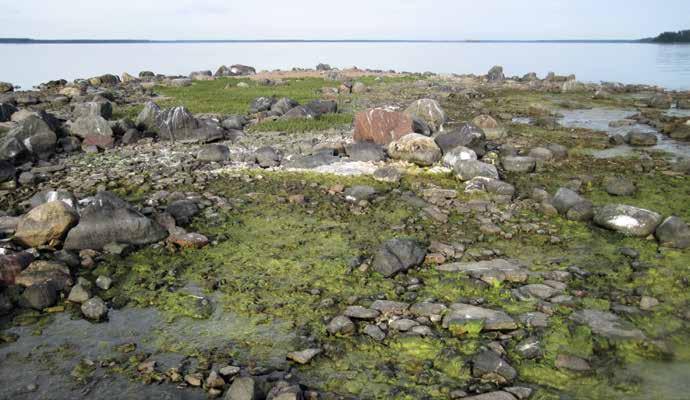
642;29;690;43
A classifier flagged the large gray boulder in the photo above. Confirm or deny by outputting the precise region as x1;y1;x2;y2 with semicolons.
454;160;499;181
593;204;662;237
64;192;167;250
136;102;224;143
404;99;446;132
70;115;113;139
552;188;586;215
372;238;426;277
0;115;57;161
387;133;441;166
72;101;113;120
654;216;690;249
224;377;256;400
435;123;487;155
487;65;505;82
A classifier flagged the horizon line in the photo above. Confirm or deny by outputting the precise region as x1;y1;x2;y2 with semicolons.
0;37;657;44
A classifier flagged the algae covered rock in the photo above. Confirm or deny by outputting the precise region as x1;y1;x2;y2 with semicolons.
372;238;427;277
593;204;662;237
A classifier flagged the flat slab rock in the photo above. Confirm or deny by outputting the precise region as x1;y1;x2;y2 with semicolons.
570;309;646;340
443;303;517;331
436;259;528;283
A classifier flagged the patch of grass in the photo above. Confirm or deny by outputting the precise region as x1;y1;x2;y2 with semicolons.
248;113;354;133
111;104;144;121
155;77;341;115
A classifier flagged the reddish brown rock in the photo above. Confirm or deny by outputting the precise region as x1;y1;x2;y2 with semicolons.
0;252;34;285
81;134;115;150
354;108;415;145
167;228;209;249
15;260;73;290
14;201;79;248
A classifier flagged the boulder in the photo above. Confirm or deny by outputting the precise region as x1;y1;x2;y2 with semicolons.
14;201;79;248
15;261;72;291
306;99;337;115
72;101;113;119
501;156;536;173
224;377;256;400
670;124;690;141
190;70;213;81
372;238;426;277
472;349;517;383
197;144;230;162
1;115;57;161
404;99;446;132
215;64;256;77
435;123;487;155
64;192;168;250
353;108;416;145
454;160;499;181
625;131;657;146
271;97;299;115
487;66;505;82
0;81;13;93
654;216;690;249
472;115;505;140
22;283;57;310
387;133;441;166
0;252;34;285
603;176;636;196
552;188;586;215
221;115;247;130
593;204;662;236
0;102;17;122
250;96;276;113
326;315;355;335
443;303;517;331
70;115;113;139
166;200;200;226
282;105;317;119
647;93;672;109
255;146;282;168
81;296;108;320
345;142;386;162
442;146;477;168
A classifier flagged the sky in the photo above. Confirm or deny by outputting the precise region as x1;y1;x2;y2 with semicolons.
1;0;689;40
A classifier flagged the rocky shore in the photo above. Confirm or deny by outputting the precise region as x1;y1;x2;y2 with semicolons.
1;63;689;400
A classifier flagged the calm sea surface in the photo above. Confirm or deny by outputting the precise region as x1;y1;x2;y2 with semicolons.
1;42;690;90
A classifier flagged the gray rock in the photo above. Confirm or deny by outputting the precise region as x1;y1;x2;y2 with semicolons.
593;204;662;236
344;306;380;320
271;97;299;115
436;259;526;283
517;284;559;300
326;315;355;335
552;187;586;215
454;160;499;181
345;142;386;162
283;105;318;120
603;176;636;196
70;115;113;139
555;354;591;371
404;99;446;132
224;377;256;400
81;296;108;320
370;300;410;315
67;284;92;303
250;96;276;113
463;392;517;400
570;309;645;339
409;302;447;318
64;192;168;250
197;144;230;162
654;216;690;249
501;156;536;173
442;146;477;168
487;66;505;82
546;143;568;160
285;153;340;169
472;349;517;383
306;99;337;115
221;115;247;130
344;185;378;203
435;123;486;155
255;146;282;168
363;324;386;341
528;147;554;161
1;115;57;161
287;348;322;364
609;134;626;145
72;101;113;119
166;199;200;226
22;283;57;310
0;102;17;122
389;318;420;331
516;337;542;359
443;303;517;331
625;131;657;146
373;165;403;183
96;275;113;290
372;238;426;277
566;200;594;221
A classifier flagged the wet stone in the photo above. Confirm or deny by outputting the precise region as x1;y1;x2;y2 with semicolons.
327;315;355;335
81;296;108;321
287;348;322;364
472;349;517;384
364;324;386;341
344;305;380;320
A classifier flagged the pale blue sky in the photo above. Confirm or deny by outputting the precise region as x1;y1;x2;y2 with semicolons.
1;0;689;40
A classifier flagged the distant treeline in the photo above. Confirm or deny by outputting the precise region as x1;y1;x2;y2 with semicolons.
642;30;690;43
